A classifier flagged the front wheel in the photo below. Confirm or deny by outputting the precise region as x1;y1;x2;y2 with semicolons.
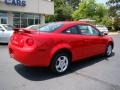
105;44;113;57
50;52;70;74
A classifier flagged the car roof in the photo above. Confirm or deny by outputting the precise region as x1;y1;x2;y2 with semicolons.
55;21;88;25
28;24;41;26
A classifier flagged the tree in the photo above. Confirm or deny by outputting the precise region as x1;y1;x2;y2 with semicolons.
45;0;73;23
107;0;120;31
107;0;120;17
94;4;108;23
72;0;109;25
65;0;81;10
96;4;108;18
72;0;97;20
55;5;73;21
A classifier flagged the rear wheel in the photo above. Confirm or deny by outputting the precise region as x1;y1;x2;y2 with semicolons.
50;52;70;74
105;44;113;57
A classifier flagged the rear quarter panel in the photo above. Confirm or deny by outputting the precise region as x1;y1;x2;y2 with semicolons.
38;33;86;63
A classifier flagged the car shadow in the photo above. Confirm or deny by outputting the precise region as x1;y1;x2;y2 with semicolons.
14;52;115;81
0;43;8;45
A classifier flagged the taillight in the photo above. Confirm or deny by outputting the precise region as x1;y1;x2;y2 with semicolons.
26;38;34;46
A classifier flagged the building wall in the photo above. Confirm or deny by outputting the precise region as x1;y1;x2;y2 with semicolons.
0;0;54;27
0;0;54;15
8;12;13;26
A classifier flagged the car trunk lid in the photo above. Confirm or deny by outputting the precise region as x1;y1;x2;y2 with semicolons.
11;28;38;48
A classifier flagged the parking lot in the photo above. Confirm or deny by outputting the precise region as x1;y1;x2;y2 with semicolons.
0;34;120;90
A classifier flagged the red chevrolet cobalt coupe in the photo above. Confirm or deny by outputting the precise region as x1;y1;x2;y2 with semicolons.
8;21;114;74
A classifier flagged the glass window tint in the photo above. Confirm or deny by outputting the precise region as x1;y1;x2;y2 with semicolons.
21;13;34;19
13;18;20;28
13;13;40;28
34;15;40;24
89;26;100;35
28;19;34;25
63;26;78;34
39;23;63;32
78;25;92;35
35;19;39;24
21;13;27;19
34;15;40;19
0;12;7;17
1;18;7;24
78;25;100;36
27;14;34;19
31;25;40;30
13;13;20;18
21;19;27;27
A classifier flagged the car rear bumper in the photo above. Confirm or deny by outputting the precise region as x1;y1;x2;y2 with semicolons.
0;39;9;43
8;43;51;67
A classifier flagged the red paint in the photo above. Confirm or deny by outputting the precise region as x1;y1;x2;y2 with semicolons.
8;21;113;67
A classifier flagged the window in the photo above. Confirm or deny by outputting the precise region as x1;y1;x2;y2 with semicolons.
1;18;7;24
39;22;63;32
88;26;100;35
0;12;8;24
62;26;79;34
78;25;99;36
13;13;40;28
34;15;40;24
78;25;91;35
0;12;7;17
30;25;40;30
13;13;20;28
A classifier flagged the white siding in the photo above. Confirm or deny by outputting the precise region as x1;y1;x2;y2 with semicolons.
0;0;54;15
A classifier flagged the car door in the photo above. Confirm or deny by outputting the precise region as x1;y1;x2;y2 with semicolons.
0;25;5;42
77;24;106;57
3;30;13;43
1;25;13;43
62;26;88;61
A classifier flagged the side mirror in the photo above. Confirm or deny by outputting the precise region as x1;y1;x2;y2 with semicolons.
104;33;108;35
100;32;106;36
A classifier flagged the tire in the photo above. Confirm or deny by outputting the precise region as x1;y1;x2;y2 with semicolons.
105;44;113;57
50;52;70;74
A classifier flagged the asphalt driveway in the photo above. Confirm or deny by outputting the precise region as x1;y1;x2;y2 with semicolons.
0;34;120;90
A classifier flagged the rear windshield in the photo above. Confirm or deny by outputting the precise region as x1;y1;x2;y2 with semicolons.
38;22;63;32
30;25;40;30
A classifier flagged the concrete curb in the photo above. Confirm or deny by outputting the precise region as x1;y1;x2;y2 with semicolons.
108;32;119;35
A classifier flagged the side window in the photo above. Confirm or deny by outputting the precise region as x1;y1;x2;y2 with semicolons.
62;26;79;34
77;25;92;35
88;26;100;35
78;25;99;35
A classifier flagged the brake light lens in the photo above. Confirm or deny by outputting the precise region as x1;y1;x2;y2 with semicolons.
26;38;34;46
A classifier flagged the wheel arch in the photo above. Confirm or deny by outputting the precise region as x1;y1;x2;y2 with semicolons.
108;41;114;49
49;45;73;66
52;48;72;59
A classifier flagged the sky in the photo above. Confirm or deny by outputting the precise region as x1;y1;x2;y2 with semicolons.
96;0;108;4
